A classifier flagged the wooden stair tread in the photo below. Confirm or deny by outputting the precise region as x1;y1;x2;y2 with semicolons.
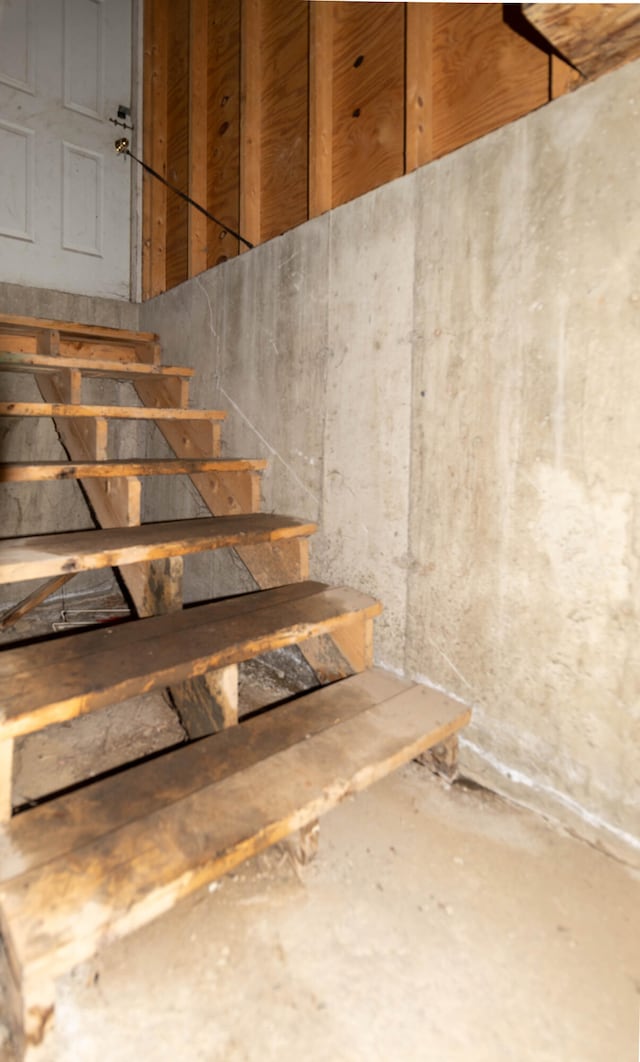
0;457;267;482
0;350;193;379
0;669;471;982
0;581;382;738
0;313;156;346
0;514;317;584
0;402;226;421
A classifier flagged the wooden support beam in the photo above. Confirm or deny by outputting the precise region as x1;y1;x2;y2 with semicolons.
0;739;14;823
172;664;238;737
309;1;333;216
144;0;168;298
550;53;583;99
240;0;262;248
405;3;434;172
0;574;75;632
523;3;640;80
188;0;208;277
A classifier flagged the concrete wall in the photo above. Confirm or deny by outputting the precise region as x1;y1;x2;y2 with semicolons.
1;283;140;605
140;61;640;859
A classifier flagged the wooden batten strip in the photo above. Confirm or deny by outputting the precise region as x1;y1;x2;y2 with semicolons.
309;2;333;216
188;0;208;276
240;0;262;248
405;4;434;171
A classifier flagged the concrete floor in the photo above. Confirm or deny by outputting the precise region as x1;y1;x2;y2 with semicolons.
18;761;640;1062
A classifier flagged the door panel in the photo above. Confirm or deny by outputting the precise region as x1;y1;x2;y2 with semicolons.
0;0;132;299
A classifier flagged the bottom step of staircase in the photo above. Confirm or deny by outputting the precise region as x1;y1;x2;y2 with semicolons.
0;668;470;1055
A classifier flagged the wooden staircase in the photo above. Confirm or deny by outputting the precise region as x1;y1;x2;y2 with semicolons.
0;313;471;1057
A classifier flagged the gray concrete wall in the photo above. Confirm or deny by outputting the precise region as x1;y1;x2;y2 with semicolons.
1;283;141;605
140;61;640;859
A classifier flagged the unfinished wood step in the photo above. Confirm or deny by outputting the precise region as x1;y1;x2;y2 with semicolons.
0;669;471;1052
0;581;381;740
0;314;159;364
0;350;193;381
0;514;317;584
0;401;226;422
0;457;267;483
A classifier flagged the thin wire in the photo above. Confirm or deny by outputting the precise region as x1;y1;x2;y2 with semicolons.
122;145;254;251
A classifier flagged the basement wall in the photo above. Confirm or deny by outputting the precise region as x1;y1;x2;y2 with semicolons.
140;60;640;860
0;283;140;606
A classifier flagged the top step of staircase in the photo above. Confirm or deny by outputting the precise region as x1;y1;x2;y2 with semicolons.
0;313;156;347
0;313;159;365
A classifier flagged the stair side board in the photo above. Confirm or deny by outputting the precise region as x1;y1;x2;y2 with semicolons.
0;675;471;987
0;515;318;584
0;582;382;738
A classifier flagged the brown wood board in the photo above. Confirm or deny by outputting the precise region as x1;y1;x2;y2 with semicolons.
165;0;191;289
0;582;382;737
207;0;241;266
0;402;223;421
523;3;640;79
0;672;470;981
259;0;309;243
0;670;410;879
0;316;156;346
0;514;317;584
0;458;267;483
331;3;405;209
431;4;550;159
0;351;193;379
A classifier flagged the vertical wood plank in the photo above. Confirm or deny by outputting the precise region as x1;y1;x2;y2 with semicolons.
0;739;14;822
309;1;333;216
189;0;208;277
166;2;191;289
331;3;405;209
146;0;168;298
240;0;262;248
405;3;434;172
207;0;241;266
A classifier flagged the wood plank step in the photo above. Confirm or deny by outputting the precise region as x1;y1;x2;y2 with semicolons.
0;313;156;346
0;514;317;584
0;581;382;739
0;458;267;483
0;350;193;380
0;401;226;422
0;670;471;1027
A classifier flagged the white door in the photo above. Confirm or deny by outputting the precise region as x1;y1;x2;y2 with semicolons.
0;0;132;299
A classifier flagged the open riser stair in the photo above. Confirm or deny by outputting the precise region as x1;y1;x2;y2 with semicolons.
0;313;470;1057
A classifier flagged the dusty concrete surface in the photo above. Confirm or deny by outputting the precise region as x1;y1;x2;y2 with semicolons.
140;60;640;855
14;763;640;1062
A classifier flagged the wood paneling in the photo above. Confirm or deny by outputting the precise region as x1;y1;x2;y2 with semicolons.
145;1;625;298
331;3;405;210
207;0;241;265
165;2;190;290
431;3;550;159
259;0;309;243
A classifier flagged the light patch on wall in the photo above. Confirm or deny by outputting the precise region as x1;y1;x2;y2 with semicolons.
533;463;631;606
